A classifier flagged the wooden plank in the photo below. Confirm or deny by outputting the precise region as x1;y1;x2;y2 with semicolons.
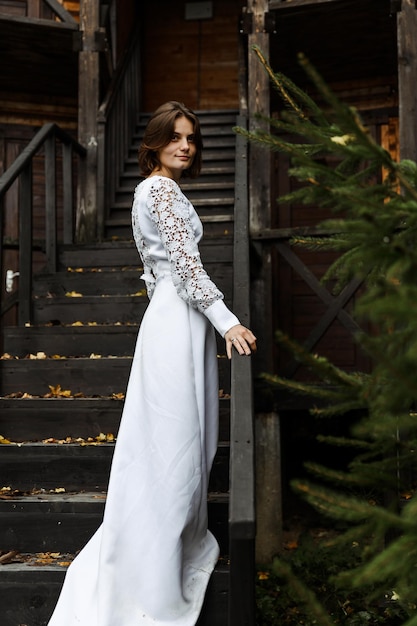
0;397;124;440
0;396;231;441
397;0;417;161
45;134;57;273
76;0;99;242
18;162;32;325
229;114;256;625
269;0;348;9
62;142;73;244
0;355;231;396
0;564;228;626
31;294;150;324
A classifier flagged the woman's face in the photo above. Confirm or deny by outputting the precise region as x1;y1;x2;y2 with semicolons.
155;116;197;181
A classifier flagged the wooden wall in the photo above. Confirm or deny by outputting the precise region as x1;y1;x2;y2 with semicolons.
141;0;245;112
271;110;399;379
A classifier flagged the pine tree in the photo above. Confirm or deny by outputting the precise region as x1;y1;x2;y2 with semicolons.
236;47;417;624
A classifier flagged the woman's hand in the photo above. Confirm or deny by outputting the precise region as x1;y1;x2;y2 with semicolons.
224;324;257;360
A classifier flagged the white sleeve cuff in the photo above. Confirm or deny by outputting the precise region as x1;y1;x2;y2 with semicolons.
204;299;240;337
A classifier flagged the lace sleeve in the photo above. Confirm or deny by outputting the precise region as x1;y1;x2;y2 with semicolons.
147;177;224;312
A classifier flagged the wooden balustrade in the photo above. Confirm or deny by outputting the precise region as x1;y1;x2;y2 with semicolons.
229;114;256;626
0;123;86;325
97;29;142;239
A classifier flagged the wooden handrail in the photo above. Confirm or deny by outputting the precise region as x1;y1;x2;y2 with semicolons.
229;114;256;626
43;0;78;24
0;124;86;325
0;124;85;198
97;28;142;238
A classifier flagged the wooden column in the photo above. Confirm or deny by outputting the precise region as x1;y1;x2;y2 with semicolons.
246;0;283;562
397;0;417;161
77;0;100;242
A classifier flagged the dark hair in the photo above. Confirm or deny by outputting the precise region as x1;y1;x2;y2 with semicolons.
138;101;203;179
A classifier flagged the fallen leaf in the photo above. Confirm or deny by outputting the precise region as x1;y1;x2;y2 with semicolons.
0;550;19;564
0;436;11;445
48;385;72;398
29;351;47;360
65;291;83;297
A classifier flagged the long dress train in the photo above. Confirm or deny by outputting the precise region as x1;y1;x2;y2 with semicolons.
47;175;239;625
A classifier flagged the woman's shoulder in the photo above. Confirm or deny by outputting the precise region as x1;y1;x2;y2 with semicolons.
136;175;180;192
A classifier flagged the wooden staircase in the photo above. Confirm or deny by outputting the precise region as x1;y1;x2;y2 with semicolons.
105;110;238;239
0;112;247;626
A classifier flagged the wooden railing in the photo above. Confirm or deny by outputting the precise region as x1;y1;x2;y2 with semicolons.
43;0;78;23
229;114;256;626
97;28;142;238
0;123;86;325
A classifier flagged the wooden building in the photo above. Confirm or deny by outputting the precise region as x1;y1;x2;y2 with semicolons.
0;0;416;623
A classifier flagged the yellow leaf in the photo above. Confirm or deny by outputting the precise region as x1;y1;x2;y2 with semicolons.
31;351;47;360
48;384;72;398
71;321;84;326
130;290;147;297
89;353;102;359
0;435;12;445
54;488;66;494
65;291;83;297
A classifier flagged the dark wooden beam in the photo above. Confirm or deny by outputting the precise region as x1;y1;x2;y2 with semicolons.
246;0;273;374
397;0;417;161
269;0;349;9
77;0;100;242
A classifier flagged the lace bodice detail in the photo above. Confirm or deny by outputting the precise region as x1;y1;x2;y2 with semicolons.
132;176;224;313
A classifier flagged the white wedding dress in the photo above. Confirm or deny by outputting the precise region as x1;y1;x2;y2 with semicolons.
47;175;239;625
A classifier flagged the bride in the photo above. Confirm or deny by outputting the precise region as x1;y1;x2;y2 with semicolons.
47;100;256;626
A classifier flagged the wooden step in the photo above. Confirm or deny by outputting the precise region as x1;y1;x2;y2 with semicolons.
0;560;228;626
3;324;139;357
0;397;231;441
105;221;234;240
33;269;144;297
32;266;232;298
32;294;149;324
58;238;233;268
0;398;125;440
120;165;235;185
0;355;231;396
0;442;230;493
3;322;228;359
0;492;229;553
114;182;235;205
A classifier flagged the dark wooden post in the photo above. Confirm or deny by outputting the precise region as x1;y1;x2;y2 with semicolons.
45;135;57;274
397;0;417;161
246;0;283;563
18;163;33;326
77;0;100;242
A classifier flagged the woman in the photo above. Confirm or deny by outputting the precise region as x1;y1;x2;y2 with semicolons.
48;101;256;626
